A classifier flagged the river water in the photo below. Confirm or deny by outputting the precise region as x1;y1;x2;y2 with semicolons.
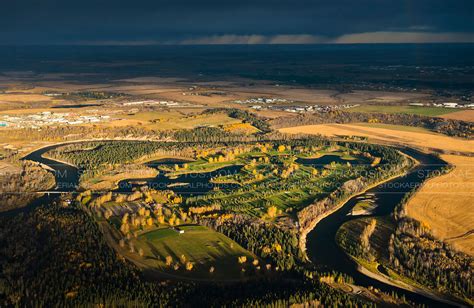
306;147;456;307
22;143;454;306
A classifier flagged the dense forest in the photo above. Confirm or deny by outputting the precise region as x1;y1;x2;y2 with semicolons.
389;217;473;303
0;202;377;307
389;184;474;303
0;125;174;143
0;161;55;212
47;141;193;168
199;214;303;271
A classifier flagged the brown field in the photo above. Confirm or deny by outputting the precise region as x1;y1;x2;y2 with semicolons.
115;76;185;83
336;90;428;104
0;93;53;103
228;86;340;104
103;111;242;130
223;87;426;105
34;82;112;91
0;161;21;175
157;90;245;106
0;106;94;115
279;123;474;154
406;155;474;256
254;109;299;119
440;110;474;122
98;85;183;95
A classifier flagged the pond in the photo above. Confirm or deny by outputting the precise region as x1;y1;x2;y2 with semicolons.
297;154;363;167
117;158;243;195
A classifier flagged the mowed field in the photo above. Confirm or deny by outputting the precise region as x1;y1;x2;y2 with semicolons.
406;155;474;256
279;123;474;154
133;225;257;280
280;123;474;256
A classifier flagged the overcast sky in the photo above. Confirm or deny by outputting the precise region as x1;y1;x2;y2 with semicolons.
2;0;473;44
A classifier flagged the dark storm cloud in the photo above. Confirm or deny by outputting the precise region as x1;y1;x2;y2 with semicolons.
1;0;473;44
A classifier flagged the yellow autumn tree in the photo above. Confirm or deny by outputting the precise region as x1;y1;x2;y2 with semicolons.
165;255;173;266
267;205;278;218
238;256;247;264
157;215;165;225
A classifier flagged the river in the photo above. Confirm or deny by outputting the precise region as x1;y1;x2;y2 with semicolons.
305;147;460;307
22;142;455;306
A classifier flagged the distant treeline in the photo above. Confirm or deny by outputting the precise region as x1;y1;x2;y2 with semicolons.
271;111;473;138
1;124;268;146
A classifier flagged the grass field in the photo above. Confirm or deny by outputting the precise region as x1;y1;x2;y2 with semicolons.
82;167;158;190
349;105;458;117
406;155;474;256
132;225;258;280
279;123;474;154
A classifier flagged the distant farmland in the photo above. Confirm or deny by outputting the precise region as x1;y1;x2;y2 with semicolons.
349;105;459;117
279;123;474;154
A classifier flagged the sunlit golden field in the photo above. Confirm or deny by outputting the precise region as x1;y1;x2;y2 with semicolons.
279;123;474;154
406;155;474;256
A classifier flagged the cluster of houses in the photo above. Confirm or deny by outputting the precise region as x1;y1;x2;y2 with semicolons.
0;111;111;128
409;102;474;109
252;104;360;113
122;100;198;108
233;97;292;104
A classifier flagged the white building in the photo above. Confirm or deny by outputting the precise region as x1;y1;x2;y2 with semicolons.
443;102;458;108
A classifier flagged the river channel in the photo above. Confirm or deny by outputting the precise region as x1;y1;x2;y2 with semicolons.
22;142;454;306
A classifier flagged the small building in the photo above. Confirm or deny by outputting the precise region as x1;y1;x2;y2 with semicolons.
443;102;458;108
172;227;185;234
